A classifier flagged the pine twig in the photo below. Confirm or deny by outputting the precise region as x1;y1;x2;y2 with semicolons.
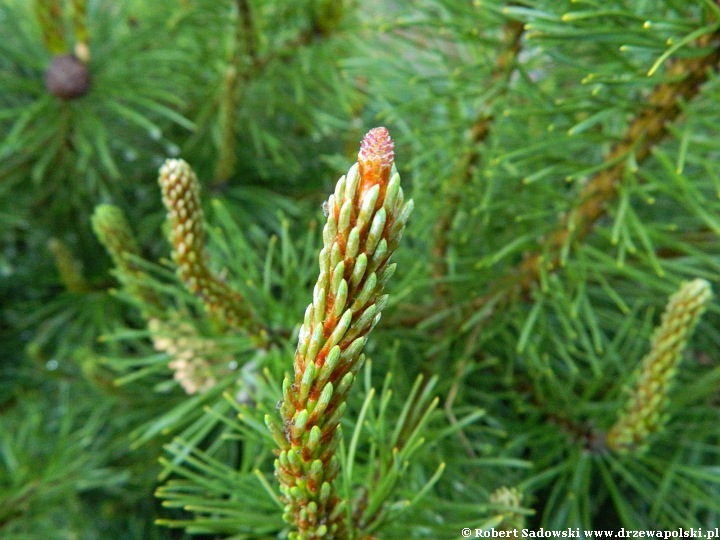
214;64;240;184
213;0;257;184
432;18;524;305
236;0;258;66
35;0;66;54
512;30;720;296
212;0;343;186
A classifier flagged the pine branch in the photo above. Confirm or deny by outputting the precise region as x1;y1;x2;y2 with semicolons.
312;0;346;37
510;29;720;297
247;9;343;76
214;65;240;185
432;17;524;304
35;0;66;54
266;128;413;539
212;0;344;185
213;0;256;184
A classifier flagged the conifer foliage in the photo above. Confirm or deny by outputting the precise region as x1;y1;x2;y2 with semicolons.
3;0;720;538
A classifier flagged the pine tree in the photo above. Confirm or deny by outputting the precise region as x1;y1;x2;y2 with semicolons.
3;1;720;538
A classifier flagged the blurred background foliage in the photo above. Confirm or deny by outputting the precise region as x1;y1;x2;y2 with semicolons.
2;0;720;538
